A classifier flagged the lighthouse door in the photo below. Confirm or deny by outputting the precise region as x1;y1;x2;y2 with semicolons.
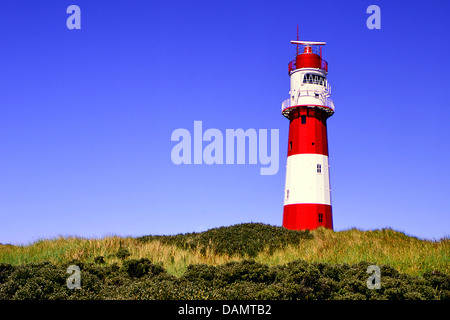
318;213;324;226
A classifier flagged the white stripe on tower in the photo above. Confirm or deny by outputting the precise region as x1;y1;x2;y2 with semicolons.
284;154;331;206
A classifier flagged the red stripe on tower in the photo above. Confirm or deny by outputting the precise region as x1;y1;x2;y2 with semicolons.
281;37;335;231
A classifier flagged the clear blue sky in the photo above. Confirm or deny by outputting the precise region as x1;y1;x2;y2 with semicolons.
1;0;449;245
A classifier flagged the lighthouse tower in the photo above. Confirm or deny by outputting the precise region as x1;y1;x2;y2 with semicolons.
281;38;335;231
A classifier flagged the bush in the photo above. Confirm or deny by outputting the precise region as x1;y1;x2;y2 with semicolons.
94;256;105;264
136;223;313;258
121;259;164;278
182;264;218;282
115;248;131;260
0;263;14;283
0;259;448;300
215;260;275;285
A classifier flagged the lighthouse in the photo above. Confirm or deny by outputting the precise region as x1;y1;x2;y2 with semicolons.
281;38;335;231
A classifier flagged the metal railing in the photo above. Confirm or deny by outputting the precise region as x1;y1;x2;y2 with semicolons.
321;59;328;72
296;44;322;55
281;91;335;114
281;98;290;112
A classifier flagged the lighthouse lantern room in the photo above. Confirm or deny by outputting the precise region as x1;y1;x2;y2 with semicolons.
281;37;335;231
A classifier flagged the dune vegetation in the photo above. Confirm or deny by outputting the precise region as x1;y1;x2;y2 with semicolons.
0;223;448;299
1;223;448;277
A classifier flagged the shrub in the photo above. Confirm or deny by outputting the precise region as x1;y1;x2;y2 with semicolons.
121;259;165;278
0;263;14;283
181;264;218;282
115;248;131;260
94;256;105;264
216;260;275;285
136;223;313;258
0;256;448;300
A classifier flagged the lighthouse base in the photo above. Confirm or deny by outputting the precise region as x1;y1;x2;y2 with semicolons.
283;204;333;231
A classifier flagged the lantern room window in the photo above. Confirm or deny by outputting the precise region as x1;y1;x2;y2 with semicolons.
303;73;326;86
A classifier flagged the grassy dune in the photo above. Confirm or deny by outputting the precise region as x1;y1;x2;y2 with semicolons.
1;224;448;277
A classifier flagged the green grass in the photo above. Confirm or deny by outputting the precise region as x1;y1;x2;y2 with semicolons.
1;223;448;277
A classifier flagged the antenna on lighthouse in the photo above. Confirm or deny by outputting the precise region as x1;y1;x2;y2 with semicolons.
290;40;326;46
296;25;299;56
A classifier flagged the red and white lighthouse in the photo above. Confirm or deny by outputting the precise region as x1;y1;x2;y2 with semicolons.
281;38;335;231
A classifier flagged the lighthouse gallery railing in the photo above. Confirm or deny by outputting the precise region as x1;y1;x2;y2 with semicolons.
281;92;335;114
